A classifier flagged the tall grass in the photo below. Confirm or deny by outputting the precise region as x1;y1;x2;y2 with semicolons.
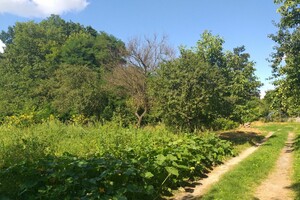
0;121;234;199
0;121;178;166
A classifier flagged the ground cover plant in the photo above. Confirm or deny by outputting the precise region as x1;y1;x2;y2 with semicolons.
0;120;234;199
200;123;293;200
291;123;300;199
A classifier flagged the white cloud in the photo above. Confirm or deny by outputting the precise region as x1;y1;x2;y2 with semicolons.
0;40;5;53
0;0;89;18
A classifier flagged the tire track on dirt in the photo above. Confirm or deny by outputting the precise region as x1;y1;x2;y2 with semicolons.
171;132;274;200
254;132;295;200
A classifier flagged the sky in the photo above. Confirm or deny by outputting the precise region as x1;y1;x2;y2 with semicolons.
0;0;281;97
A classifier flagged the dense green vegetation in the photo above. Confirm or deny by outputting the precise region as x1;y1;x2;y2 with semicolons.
0;121;235;199
0;0;299;199
201;123;293;200
0;14;262;130
154;33;261;131
2;0;298;128
0;16;127;123
265;0;300;117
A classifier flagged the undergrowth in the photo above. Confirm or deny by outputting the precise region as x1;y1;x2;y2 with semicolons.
0;121;234;199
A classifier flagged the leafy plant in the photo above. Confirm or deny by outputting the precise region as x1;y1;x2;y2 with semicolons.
0;122;233;199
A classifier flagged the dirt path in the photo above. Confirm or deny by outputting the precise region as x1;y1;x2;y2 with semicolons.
171;132;274;200
254;132;295;200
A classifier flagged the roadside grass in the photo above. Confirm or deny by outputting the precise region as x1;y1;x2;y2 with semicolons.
200;123;293;200
291;123;300;200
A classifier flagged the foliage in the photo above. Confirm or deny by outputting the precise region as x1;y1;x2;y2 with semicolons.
268;0;300;117
0;16;262;130
153;32;261;131
51;64;104;119
110;34;175;127
0;122;233;199
275;0;300;28
211;118;239;131
0;15;127;121
224;46;262;123
154;52;225;131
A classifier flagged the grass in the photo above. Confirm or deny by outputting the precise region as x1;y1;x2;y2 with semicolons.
200;123;294;200
291;123;300;200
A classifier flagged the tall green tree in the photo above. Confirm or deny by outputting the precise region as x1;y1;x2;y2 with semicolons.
0;15;126;120
269;0;300;116
154;47;226;131
51;64;105;118
224;46;261;122
153;32;261;131
191;31;261;123
61;31;125;71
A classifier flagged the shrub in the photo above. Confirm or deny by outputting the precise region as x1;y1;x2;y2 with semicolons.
3;114;35;127
211;118;239;131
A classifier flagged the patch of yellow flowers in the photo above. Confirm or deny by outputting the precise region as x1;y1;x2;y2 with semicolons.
4;113;34;127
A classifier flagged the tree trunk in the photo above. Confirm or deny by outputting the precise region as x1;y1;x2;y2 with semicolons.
135;108;147;128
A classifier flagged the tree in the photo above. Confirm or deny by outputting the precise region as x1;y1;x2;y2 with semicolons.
61;31;126;71
154;47;226;131
0;15;127;120
0;26;14;45
51;64;105;119
224;46;261;122
275;0;300;28
110;34;175;127
190;31;261;123
269;0;300;116
196;31;226;68
153;32;261;131
0;20;60;117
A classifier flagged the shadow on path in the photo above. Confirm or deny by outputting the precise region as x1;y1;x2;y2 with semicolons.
219;131;265;146
289;135;300;199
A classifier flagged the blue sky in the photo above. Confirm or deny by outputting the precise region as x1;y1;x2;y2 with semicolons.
0;0;281;97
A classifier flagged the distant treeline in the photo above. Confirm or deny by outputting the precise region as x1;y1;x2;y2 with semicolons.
0;12;295;130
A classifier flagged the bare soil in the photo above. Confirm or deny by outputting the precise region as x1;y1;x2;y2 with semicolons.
171;132;274;200
254;132;295;200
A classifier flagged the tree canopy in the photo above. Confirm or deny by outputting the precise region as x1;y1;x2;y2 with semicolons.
0;15;263;130
0;15;126;121
268;0;300;116
153;32;261;131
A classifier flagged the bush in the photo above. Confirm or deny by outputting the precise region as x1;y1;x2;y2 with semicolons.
3;114;35;127
211;118;239;131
